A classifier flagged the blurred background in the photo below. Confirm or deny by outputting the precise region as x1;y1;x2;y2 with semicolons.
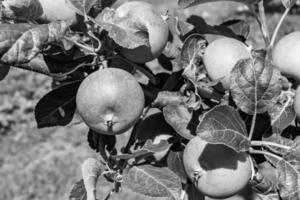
0;0;300;199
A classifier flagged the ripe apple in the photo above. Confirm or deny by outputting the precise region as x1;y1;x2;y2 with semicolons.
272;31;300;82
203;37;251;90
294;85;300;119
183;136;252;199
76;68;145;135
115;1;169;63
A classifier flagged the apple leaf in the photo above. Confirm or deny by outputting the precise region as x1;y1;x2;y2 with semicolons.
262;133;293;156
163;104;195;140
178;0;260;9
255;193;281;200
231;57;282;115
81;158;105;200
123;165;182;200
95;8;149;49
269;93;296;134
0;64;10;81
69;179;87;200
197;105;250;152
153;91;189;108
1;0;43;20
68;0;98;15
187;15;248;42
166;15;194;37
112;140;172;160
185;184;205;200
35;80;82;128
167;150;188;183
276;138;300;200
181;33;207;71
1;21;70;65
249;169;277;194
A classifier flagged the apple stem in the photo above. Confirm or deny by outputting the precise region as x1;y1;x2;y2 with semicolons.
251;140;290;150
249;149;282;161
268;7;291;53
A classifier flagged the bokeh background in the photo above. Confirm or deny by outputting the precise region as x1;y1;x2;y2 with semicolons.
0;0;299;199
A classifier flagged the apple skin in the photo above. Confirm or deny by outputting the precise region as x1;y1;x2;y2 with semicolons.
272;31;300;82
76;68;145;135
203;37;251;90
115;1;169;63
183;136;252;199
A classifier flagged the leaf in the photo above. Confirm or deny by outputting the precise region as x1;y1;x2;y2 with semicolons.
153;91;189;108
81;158;105;200
123;165;182;200
68;0;98;15
69;179;87;200
35;80;82;128
163;104;194;140
95;8;149;49
276;138;300;200
166;14;194;37
197;105;250;152
231;57;282;115
255;193;280;200
181;33;207;70
184;184;205;200
2;0;43;20
112;140;172;160
178;0;260;9
167;150;188;183
1;21;70;65
186;15;248;42
0;64;10;81
269;93;296;134
221;19;250;40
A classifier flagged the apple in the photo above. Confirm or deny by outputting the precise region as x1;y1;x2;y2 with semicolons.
203;37;251;90
76;68;145;135
272;31;300;82
115;1;169;63
183;136;252;199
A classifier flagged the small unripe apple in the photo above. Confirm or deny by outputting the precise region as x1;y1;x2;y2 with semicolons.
76;68;145;135
272;31;300;82
203;37;251;90
183;137;252;199
115;1;169;63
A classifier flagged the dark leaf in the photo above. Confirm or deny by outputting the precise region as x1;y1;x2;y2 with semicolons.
167;150;188;183
0;64;10;81
178;0;260;9
197;105;250;152
184;184;205;200
112;140;172;160
69;179;87;200
163;104;194;140
68;0;98;15
35;80;82;128
95;8;149;49
276;137;300;200
123;165;182;200
231;57;282;115
187;15;247;42
1;21;70;64
220;19;250;40
2;0;43;20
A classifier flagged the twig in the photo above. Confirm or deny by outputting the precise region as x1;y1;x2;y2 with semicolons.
250;149;282;161
251;140;290;150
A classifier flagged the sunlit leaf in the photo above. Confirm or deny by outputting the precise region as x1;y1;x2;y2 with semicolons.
197;105;250;152
163;104;194;140
1;21;70;64
68;0;98;15
276;137;300;200
167;150;188;183
231;57;282;115
2;0;43;20
153;91;189;108
95;8;149;49
123;165;182;200
69;179;87;200
255;193;280;200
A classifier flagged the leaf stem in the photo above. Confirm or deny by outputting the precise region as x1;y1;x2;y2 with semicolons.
248;111;257;141
251;140;290;150
268;7;290;52
250;149;282;161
